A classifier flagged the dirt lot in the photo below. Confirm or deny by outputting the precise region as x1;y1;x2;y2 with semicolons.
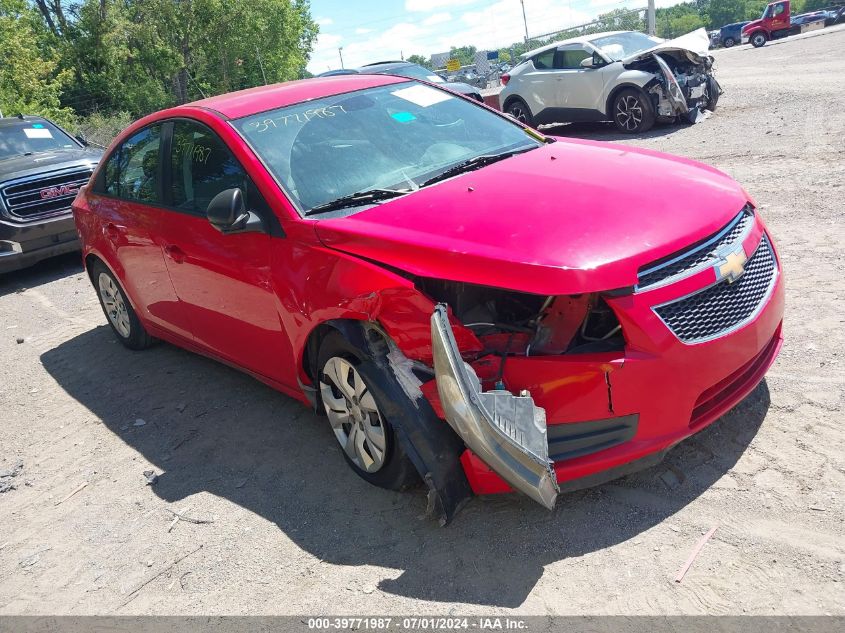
1;28;843;616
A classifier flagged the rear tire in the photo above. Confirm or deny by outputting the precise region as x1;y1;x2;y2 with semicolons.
317;331;419;491
723;37;736;48
505;97;535;127
612;88;655;134
751;32;768;47
90;260;154;350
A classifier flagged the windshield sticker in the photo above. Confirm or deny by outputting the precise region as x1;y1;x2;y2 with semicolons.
426;75;445;83
32;123;45;129
24;128;53;139
391;111;417;123
248;105;348;133
391;84;453;107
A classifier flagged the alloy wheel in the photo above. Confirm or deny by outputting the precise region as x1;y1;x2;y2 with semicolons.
98;273;131;338
616;95;643;132
319;356;387;473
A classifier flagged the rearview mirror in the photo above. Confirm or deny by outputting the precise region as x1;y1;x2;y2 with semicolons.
206;188;264;235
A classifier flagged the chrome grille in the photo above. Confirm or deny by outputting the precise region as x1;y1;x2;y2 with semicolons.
0;168;93;221
654;235;777;344
638;207;754;289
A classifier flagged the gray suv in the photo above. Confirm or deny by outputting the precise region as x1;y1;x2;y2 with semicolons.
318;61;484;102
0;115;101;273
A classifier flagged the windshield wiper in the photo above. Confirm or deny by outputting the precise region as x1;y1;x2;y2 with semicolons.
304;188;411;216
420;146;537;187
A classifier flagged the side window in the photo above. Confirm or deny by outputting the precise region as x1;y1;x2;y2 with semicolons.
97;125;161;202
170;121;247;214
555;46;592;69
117;126;162;203
533;49;556;70
773;3;785;16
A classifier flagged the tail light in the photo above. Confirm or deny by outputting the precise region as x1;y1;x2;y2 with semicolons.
501;73;510;86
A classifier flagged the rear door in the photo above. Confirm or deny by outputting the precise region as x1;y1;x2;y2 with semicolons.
155;119;289;383
519;48;562;117
89;125;189;339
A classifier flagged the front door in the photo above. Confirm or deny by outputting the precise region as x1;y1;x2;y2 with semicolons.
156;119;290;384
552;45;606;114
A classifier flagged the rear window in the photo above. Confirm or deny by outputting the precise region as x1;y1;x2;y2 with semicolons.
0;119;78;161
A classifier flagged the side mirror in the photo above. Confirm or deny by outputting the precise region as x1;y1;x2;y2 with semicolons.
580;57;594;69
75;133;89;146
206;188;264;234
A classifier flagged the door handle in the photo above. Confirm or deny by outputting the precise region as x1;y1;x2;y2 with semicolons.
164;244;186;264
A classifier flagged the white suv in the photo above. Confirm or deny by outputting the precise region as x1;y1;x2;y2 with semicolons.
499;30;719;134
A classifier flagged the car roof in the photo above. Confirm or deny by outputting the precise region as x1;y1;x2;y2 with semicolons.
521;31;629;57
0;115;49;127
185;74;408;119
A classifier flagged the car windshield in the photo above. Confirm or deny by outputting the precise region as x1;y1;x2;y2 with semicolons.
373;64;445;83
0;119;78;161
232;82;542;215
589;32;662;60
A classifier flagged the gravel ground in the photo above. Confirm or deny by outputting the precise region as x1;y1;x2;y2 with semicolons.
1;28;843;616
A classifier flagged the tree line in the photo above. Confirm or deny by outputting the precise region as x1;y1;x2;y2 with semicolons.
1;0;317;139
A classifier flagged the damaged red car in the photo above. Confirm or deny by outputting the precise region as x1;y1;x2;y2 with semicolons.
72;75;784;523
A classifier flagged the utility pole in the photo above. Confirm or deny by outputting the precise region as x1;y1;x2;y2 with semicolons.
256;46;267;85
647;0;656;35
338;46;344;69
520;0;529;42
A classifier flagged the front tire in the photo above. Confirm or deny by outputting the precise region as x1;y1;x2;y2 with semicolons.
505;97;534;127
705;76;720;111
751;32;768;47
612;88;655;134
317;331;419;491
90;261;154;350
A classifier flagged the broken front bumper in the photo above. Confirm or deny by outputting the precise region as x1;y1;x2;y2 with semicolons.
431;304;559;509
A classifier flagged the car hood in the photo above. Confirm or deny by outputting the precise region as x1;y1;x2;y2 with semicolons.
621;28;712;63
742;19;763;33
0;147;101;181
313;139;750;296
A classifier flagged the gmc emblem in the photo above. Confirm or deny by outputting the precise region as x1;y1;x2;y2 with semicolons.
40;184;79;200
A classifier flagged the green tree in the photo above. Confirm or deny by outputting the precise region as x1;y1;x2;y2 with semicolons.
655;2;706;36
31;0;318;117
406;54;430;68
0;0;74;125
448;45;477;66
708;0;747;26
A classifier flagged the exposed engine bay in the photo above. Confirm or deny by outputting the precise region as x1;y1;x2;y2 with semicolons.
414;278;626;358
627;49;721;124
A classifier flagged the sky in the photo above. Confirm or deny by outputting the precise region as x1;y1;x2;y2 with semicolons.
307;0;683;73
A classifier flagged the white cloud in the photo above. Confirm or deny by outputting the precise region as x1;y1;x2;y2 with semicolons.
405;0;477;12
355;27;372;35
316;17;333;26
422;12;452;27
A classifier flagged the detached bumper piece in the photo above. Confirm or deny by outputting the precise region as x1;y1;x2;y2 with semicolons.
431;304;559;510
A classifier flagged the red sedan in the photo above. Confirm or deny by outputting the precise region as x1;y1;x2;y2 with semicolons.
72;75;784;523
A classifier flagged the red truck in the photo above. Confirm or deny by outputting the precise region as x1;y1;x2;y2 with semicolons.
742;0;829;47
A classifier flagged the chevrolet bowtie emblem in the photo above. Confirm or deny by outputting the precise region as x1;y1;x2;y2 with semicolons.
716;249;748;283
